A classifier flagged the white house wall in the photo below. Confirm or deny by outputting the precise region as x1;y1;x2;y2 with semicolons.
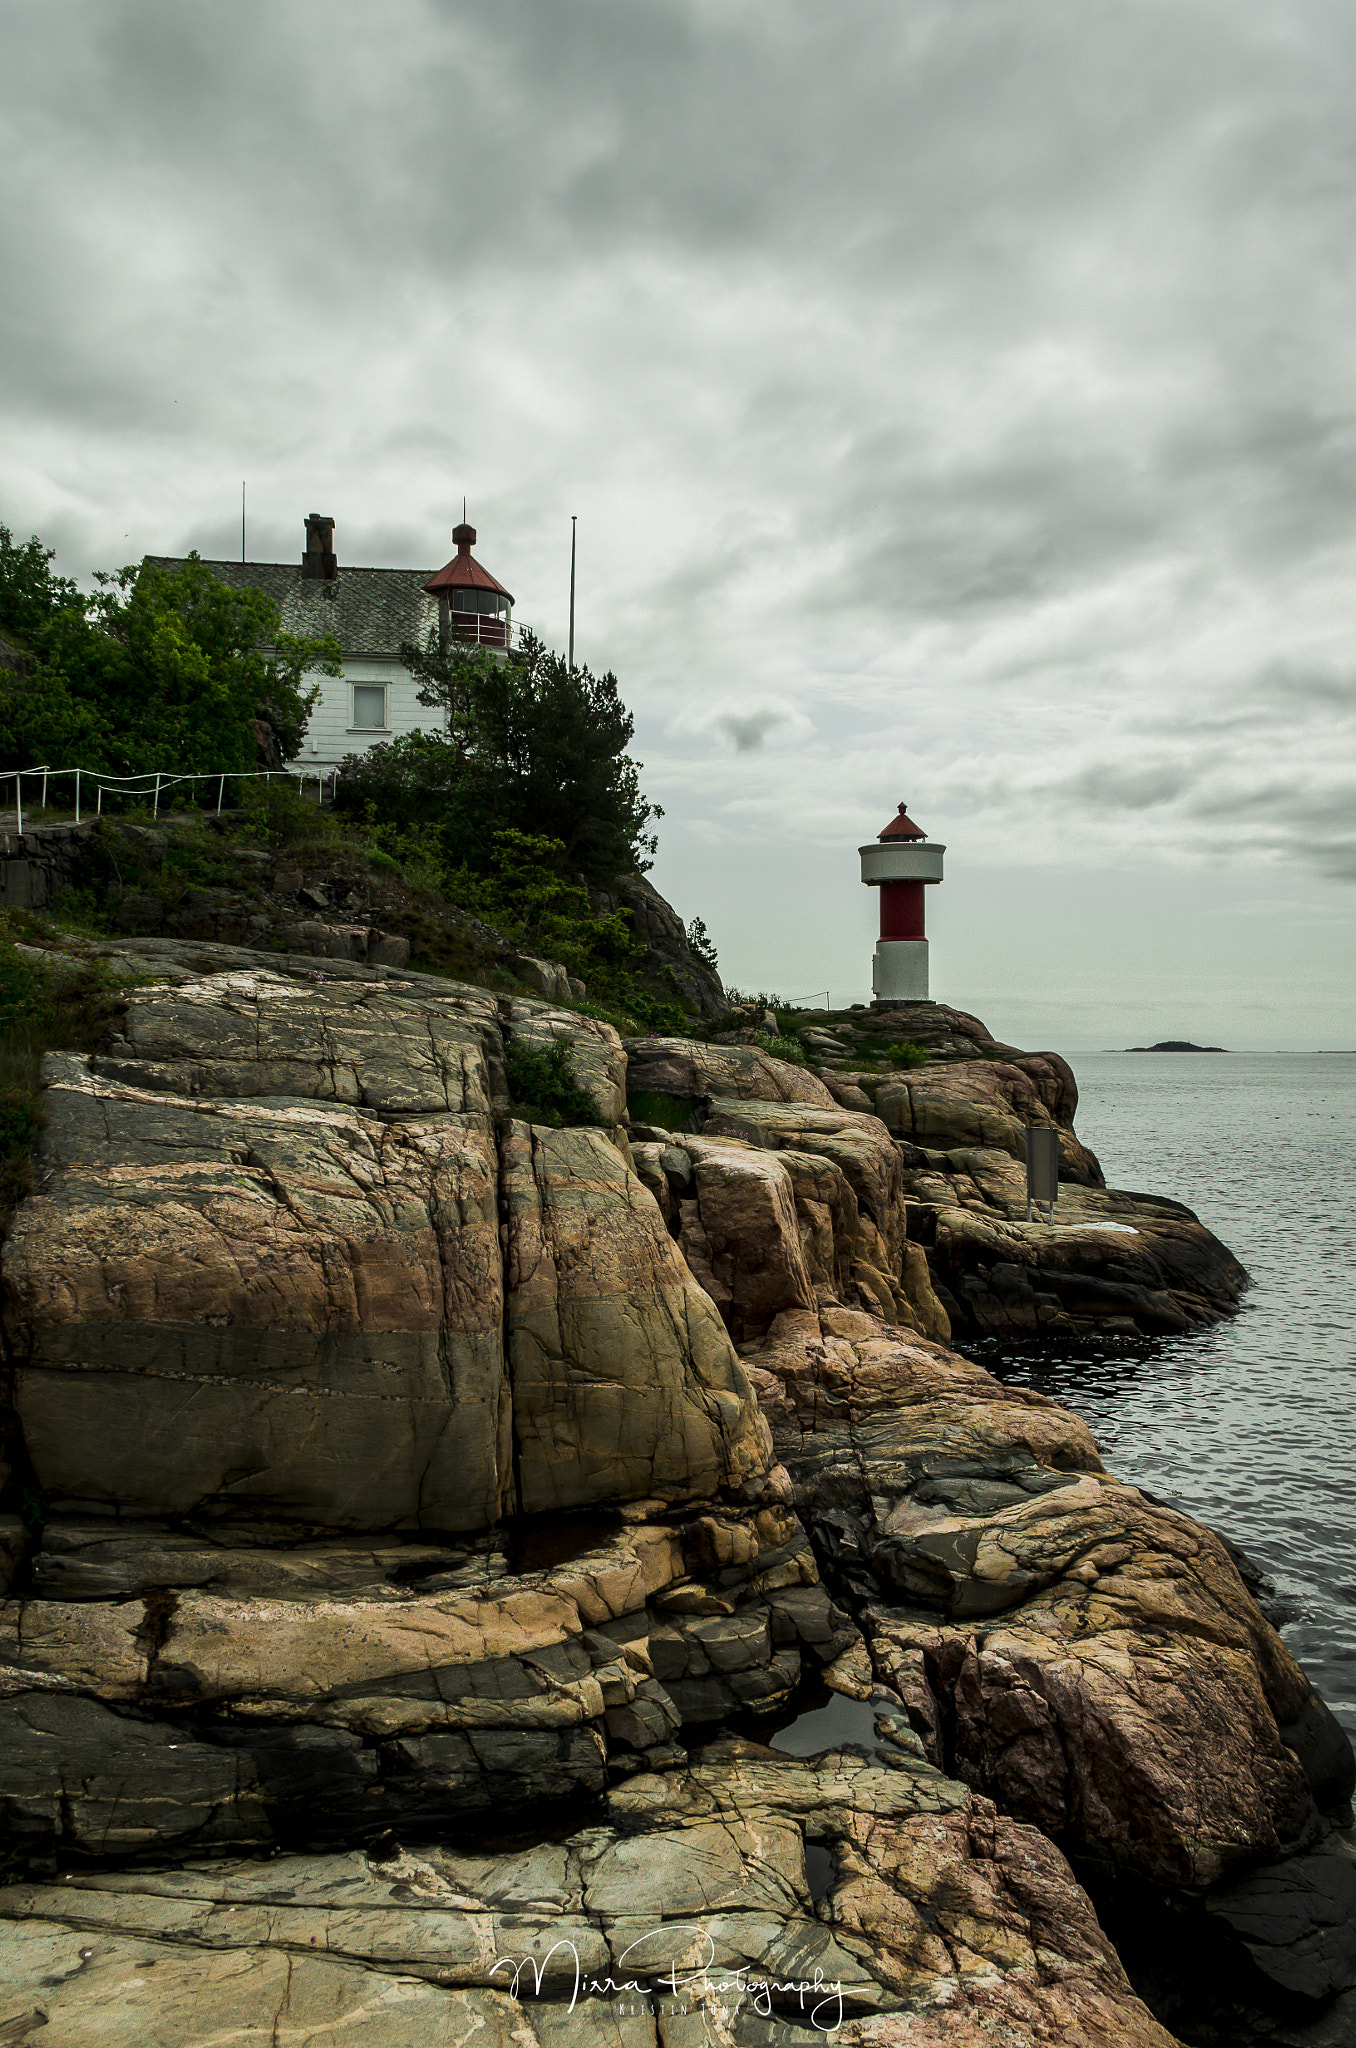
296;658;443;772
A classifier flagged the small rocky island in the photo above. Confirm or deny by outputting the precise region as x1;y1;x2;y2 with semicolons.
1124;1039;1228;1052
0;927;1349;2045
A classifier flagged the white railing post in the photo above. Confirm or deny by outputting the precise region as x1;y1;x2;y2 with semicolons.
41;769;48;810
15;772;22;840
74;769;80;824
217;775;225;814
153;774;161;818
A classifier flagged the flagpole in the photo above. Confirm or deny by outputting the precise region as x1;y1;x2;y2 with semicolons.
568;515;577;669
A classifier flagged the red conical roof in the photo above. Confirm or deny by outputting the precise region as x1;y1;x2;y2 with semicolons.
423;522;515;605
878;803;926;841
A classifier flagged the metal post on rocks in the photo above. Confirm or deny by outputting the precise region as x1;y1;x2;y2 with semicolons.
40;770;48;811
217;775;225;814
1025;1126;1060;1224
14;772;22;840
74;769;80;824
97;786;103;814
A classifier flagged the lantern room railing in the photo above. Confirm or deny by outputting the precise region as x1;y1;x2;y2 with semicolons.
447;612;511;649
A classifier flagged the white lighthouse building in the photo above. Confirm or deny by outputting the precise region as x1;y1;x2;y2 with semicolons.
860;802;945;1003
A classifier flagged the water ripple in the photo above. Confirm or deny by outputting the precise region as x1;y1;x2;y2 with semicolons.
961;1052;1356;1734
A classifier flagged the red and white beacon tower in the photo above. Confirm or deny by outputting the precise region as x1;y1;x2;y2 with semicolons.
860;803;945;1003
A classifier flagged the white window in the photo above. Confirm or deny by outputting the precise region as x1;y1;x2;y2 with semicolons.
352;683;387;729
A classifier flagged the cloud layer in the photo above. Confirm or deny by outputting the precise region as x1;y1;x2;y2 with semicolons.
3;0;1355;1031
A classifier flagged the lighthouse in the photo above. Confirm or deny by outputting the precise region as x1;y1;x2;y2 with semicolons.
860;803;946;1003
422;521;516;651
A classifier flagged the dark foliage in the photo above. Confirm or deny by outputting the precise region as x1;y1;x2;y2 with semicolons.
0;527;81;638
686;916;719;971
336;629;660;884
0;535;338;778
0;933;129;1226
502;1038;603;1127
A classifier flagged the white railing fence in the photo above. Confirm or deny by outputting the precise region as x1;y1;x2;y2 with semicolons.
2;764;341;838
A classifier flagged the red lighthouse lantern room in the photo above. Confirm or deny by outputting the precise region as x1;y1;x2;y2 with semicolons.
859;803;945;1002
423;521;516;651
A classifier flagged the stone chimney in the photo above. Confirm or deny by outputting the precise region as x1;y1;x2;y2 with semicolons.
301;514;337;580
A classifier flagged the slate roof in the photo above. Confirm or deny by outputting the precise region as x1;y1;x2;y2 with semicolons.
142;558;442;658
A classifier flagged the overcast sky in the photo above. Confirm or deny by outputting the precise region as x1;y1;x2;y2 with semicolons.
4;0;1355;1045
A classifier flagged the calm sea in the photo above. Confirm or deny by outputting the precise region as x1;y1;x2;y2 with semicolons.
968;1051;1356;1738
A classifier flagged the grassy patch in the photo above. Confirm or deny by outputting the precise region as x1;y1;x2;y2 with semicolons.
626;1088;693;1133
503;1039;604;1128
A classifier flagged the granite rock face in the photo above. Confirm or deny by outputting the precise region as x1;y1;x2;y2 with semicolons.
0;1509;859;1856
743;1304;1342;1891
1;1752;1179;2047
601;869;729;1021
625;1034;837;1110
5;971;766;1534
0;948;1346;2045
9;1057;510;1531
902;1151;1251;1337
744;1005;1249;1339
875;1053;1104;1186
630;1128;951;1347
502;1121;772;1513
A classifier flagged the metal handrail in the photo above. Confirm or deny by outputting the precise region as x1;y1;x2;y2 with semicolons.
1;764;340;837
444;613;543;649
447;614;512;647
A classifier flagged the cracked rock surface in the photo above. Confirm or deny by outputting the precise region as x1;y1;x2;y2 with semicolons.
0;947;1348;2044
2;1752;1179;2046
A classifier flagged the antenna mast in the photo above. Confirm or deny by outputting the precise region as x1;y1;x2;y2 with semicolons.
241;482;246;563
568;515;577;669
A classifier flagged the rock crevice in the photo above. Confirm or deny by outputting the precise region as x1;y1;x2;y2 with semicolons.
0;951;1346;2046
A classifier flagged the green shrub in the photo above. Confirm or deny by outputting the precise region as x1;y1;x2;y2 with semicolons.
752;1030;807;1067
886;1041;928;1069
503;1039;603;1128
0;936;131;1225
723;986;792;1012
237;778;340;852
626;1088;692;1132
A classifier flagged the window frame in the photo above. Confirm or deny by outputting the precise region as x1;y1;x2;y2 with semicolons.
350;681;389;732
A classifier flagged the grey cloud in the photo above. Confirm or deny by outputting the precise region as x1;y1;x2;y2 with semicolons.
1245;661;1356;710
4;0;1356;959
1068;763;1194;811
715;709;789;753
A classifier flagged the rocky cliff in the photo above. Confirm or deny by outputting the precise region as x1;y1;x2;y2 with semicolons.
0;940;1349;2047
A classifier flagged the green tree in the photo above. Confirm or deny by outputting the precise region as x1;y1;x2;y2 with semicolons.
0;544;339;776
359;627;661;882
686;916;719;972
0;527;81;638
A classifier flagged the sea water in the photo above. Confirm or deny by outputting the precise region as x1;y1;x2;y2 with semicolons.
968;1051;1356;1738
